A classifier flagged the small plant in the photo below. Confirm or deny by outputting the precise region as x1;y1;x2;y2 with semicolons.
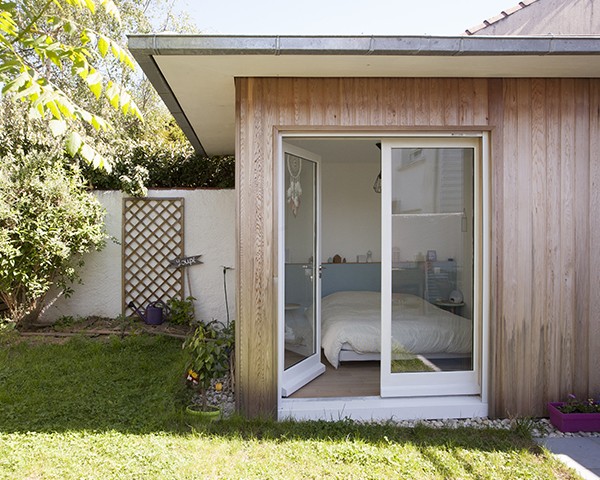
167;296;196;325
183;320;234;411
557;394;600;414
511;416;535;438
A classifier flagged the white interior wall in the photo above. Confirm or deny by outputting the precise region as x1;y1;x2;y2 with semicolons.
284;158;316;264
40;189;236;324
321;162;381;263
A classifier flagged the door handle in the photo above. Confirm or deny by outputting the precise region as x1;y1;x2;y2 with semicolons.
318;264;326;278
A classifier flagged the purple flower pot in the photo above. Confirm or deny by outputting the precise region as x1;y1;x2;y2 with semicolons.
548;402;600;433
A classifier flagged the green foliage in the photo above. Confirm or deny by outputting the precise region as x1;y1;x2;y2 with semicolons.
511;416;536;438
0;150;107;327
558;394;600;413
0;0;143;169
82;143;236;194
183;320;234;409
166;295;195;326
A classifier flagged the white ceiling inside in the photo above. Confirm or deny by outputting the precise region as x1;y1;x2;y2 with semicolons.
284;137;381;164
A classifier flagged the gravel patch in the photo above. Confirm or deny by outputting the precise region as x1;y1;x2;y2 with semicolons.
197;377;600;438
190;374;236;418
388;417;600;438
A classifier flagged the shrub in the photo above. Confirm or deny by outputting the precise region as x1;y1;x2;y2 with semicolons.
0;151;108;328
82;141;235;195
167;296;196;325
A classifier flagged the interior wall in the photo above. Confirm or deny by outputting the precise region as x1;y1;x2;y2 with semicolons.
321;161;381;263
284;157;315;265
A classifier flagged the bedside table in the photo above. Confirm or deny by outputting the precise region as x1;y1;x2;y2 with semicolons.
433;300;465;315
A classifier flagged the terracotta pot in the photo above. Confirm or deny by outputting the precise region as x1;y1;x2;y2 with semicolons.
547;402;600;433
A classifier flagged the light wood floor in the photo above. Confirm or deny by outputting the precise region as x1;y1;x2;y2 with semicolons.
289;356;380;398
284;351;472;398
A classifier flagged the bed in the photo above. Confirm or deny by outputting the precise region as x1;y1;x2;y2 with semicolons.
320;291;472;368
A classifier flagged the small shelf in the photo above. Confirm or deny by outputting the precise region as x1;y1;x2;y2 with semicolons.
392;212;463;218
322;262;381;265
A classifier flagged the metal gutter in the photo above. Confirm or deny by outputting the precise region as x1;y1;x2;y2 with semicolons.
128;34;600;57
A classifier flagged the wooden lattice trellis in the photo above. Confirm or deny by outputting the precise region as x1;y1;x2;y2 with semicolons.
122;198;184;316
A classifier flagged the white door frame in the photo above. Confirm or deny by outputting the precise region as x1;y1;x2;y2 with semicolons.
380;136;485;397
276;130;490;421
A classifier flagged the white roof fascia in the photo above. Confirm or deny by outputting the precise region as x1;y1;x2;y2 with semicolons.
127;35;600;155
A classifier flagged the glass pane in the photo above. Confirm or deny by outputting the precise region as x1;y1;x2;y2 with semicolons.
284;154;317;370
390;148;473;373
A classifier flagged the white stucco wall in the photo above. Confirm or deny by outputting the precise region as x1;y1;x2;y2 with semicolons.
40;189;236;324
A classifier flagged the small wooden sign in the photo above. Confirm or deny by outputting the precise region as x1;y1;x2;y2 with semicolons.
168;255;203;268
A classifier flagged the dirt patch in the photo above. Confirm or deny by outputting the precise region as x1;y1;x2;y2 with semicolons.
18;316;192;343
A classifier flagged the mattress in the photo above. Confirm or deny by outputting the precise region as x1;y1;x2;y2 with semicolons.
320;291;472;368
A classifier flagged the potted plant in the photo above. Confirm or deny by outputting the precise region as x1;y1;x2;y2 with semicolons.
548;394;600;432
183;319;234;421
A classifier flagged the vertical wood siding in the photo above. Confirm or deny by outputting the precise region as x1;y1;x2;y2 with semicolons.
489;78;599;416
236;77;600;418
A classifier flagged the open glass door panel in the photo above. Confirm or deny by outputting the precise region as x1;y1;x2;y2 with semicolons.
281;143;325;397
381;138;481;397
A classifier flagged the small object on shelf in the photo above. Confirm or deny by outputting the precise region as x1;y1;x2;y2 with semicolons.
333;254;342;263
427;250;437;261
449;289;464;304
366;250;372;263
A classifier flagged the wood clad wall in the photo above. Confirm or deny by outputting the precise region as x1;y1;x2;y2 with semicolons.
235;77;600;418
489;78;600;417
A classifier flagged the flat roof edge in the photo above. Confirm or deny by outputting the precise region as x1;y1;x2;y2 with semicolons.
128;34;600;56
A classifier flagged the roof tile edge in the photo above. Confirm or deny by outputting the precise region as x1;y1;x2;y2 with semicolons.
464;0;540;36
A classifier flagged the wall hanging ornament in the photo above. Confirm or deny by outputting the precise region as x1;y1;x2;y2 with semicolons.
286;154;302;216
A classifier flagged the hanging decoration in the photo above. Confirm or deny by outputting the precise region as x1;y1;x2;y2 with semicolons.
286;154;302;216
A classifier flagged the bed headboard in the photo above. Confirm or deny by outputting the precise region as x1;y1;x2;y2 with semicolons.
285;263;425;304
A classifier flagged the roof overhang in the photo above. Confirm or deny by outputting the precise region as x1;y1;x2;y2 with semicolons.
127;35;600;155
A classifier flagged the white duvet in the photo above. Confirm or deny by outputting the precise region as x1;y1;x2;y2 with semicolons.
321;291;472;368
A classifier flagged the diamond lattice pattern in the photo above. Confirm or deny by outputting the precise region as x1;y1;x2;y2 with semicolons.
122;198;184;315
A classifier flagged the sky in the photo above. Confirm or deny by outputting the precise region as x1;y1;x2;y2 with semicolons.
173;0;518;36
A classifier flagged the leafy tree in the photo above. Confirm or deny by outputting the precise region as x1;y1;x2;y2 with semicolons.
0;149;108;328
0;0;143;169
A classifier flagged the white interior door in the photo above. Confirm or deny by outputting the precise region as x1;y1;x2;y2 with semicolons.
380;137;484;398
280;143;325;397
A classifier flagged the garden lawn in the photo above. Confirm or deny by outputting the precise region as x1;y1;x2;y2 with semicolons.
0;333;579;479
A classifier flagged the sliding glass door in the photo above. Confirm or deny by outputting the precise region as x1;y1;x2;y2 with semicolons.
381;137;483;397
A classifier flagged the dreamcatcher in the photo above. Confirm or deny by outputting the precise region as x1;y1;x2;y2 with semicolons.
286;154;302;216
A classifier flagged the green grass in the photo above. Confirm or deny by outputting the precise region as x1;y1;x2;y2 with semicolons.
0;333;578;479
